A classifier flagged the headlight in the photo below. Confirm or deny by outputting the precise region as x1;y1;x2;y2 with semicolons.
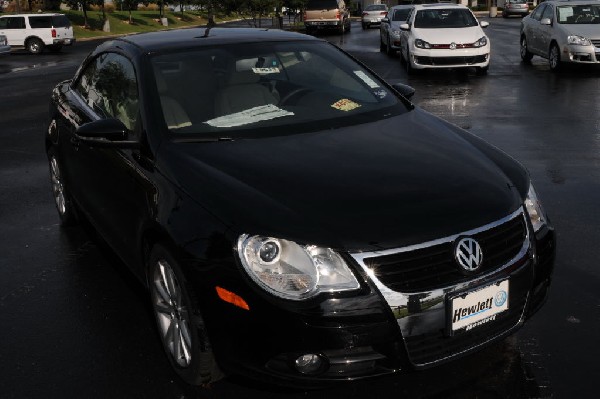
474;36;488;48
567;35;592;46
524;184;547;232
237;235;360;300
414;39;431;49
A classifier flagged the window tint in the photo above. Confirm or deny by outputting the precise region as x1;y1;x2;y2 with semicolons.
306;0;339;10
365;5;387;11
531;4;546;20
393;8;412;21
52;15;71;28
0;17;26;29
29;16;53;29
541;5;554;20
75;53;139;131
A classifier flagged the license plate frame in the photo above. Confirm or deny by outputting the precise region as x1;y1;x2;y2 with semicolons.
447;279;509;335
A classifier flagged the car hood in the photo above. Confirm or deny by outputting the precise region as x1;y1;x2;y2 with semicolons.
414;26;486;44
563;24;600;40
159;108;527;252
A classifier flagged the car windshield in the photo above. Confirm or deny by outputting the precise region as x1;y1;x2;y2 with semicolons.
556;4;600;24
392;8;412;21
414;8;478;28
150;41;408;140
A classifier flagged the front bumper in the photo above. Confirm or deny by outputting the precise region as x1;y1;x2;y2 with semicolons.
410;45;490;69
203;209;554;386
0;44;10;55
562;43;600;64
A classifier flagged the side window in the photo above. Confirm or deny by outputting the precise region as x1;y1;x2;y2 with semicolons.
0;18;7;29
29;16;53;29
3;17;26;29
541;5;554;21
74;53;140;131
531;4;547;21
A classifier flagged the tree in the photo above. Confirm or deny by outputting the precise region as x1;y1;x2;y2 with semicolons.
64;0;92;28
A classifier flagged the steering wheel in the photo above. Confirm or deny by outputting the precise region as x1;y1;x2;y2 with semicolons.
279;87;312;105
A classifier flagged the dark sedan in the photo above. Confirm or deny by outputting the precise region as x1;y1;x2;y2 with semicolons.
45;27;555;387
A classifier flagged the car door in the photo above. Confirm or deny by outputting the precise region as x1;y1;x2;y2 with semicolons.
0;16;27;47
66;52;154;265
537;4;556;55
524;3;547;55
400;9;415;60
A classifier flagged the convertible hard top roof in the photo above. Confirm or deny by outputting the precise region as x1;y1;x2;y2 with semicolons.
114;28;319;53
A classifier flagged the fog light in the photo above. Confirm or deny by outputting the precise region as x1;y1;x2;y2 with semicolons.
295;354;324;374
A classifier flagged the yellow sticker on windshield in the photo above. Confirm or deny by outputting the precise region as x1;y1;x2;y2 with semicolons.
331;99;361;112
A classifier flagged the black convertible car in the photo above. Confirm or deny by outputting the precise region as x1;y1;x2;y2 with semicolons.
46;28;555;386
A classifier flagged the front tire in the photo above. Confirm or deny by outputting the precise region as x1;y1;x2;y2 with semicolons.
148;244;223;386
47;147;78;226
549;43;562;72
26;38;44;54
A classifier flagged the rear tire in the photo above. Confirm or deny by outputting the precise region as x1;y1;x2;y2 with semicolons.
26;38;44;54
520;36;533;63
148;244;223;386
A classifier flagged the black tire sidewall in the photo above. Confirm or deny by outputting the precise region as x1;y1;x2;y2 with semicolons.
147;244;217;386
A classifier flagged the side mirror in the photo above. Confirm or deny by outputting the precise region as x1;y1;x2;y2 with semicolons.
399;23;410;31
480;21;489;28
382;17;390;23
392;83;416;100
540;17;552;26
76;118;140;148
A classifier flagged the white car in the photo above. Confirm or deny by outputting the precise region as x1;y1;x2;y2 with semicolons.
380;5;414;55
520;1;600;72
399;4;490;74
0;34;10;56
361;3;388;29
0;13;75;54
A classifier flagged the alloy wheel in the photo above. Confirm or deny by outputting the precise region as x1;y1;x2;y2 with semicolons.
549;45;561;71
50;156;66;216
151;259;193;368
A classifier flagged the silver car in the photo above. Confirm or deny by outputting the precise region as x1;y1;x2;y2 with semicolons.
379;5;414;54
362;3;389;29
520;0;600;71
0;34;10;56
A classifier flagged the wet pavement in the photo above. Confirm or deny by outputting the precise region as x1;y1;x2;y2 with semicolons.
1;18;599;398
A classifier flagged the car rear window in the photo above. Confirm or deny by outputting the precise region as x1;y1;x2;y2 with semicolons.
365;5;387;11
151;41;409;140
52;15;71;28
306;0;339;10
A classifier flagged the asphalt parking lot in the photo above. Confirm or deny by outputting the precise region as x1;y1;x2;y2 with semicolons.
1;17;599;398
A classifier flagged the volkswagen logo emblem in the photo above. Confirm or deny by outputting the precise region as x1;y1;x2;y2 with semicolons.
449;42;457;50
454;237;483;273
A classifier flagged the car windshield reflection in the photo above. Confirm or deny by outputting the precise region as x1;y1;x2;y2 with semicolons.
150;41;408;139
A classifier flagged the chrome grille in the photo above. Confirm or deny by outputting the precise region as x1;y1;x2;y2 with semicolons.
363;212;527;293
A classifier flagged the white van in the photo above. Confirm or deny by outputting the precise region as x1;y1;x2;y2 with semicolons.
0;14;75;54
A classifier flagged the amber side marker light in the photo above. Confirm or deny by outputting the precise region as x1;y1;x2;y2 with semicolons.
216;286;250;310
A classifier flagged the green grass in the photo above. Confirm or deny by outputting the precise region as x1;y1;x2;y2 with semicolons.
64;10;241;39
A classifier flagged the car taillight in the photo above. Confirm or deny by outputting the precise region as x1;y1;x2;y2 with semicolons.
381;11;388;16
362;12;368;16
303;12;307;20
51;29;56;38
336;11;341;20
